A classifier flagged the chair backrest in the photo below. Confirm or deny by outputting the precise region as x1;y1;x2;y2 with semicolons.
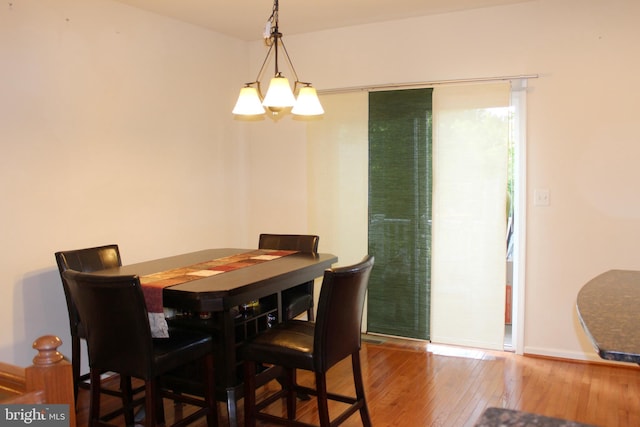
61;270;154;379
55;245;122;274
54;245;122;336
258;234;319;253
313;255;374;372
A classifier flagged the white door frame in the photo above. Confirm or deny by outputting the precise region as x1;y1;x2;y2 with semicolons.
511;79;528;355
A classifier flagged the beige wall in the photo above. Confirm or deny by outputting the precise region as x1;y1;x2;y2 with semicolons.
0;0;251;364
2;0;639;365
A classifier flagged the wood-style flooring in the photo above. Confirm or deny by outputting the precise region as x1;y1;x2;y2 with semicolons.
75;336;640;426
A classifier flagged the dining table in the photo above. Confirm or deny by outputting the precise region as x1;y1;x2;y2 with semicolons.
96;247;338;426
576;269;640;365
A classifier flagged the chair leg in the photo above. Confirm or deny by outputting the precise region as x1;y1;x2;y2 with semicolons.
155;380;166;426
315;372;330;427
120;375;134;426
352;353;372;427
243;361;257;427
284;368;297;420
71;335;81;403
88;370;102;427
143;379;158;427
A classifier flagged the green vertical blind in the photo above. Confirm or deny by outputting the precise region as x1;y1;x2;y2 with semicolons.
367;88;433;340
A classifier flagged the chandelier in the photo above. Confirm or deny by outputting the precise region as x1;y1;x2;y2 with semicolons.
232;0;324;118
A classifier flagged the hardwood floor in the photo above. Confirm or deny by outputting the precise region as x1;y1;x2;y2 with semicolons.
75;336;640;426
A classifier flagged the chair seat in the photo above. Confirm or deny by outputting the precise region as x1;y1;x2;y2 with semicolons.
152;328;214;375
283;291;313;320
243;321;315;370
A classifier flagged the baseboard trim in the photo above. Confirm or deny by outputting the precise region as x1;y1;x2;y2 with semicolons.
523;346;634;368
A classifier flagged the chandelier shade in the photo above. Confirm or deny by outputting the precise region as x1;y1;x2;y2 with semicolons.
292;85;325;116
262;75;297;111
232;0;323;119
232;85;266;115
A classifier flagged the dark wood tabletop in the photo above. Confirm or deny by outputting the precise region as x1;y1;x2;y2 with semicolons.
576;269;640;364
99;248;338;312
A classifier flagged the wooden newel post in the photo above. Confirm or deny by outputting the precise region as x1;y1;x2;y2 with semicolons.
25;335;76;426
31;335;65;365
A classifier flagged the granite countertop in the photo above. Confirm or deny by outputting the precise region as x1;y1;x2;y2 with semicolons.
576;269;640;364
474;408;598;427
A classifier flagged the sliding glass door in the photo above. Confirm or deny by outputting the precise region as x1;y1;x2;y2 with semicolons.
310;82;515;349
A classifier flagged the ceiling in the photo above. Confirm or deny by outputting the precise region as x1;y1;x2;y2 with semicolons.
112;0;532;41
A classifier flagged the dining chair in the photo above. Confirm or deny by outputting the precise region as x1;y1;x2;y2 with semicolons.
242;255;374;427
258;234;319;321
62;269;219;427
55;244;132;405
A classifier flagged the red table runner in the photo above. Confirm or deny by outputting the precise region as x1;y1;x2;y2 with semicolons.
140;249;296;337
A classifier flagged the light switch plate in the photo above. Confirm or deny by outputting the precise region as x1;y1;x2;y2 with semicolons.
534;189;550;206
